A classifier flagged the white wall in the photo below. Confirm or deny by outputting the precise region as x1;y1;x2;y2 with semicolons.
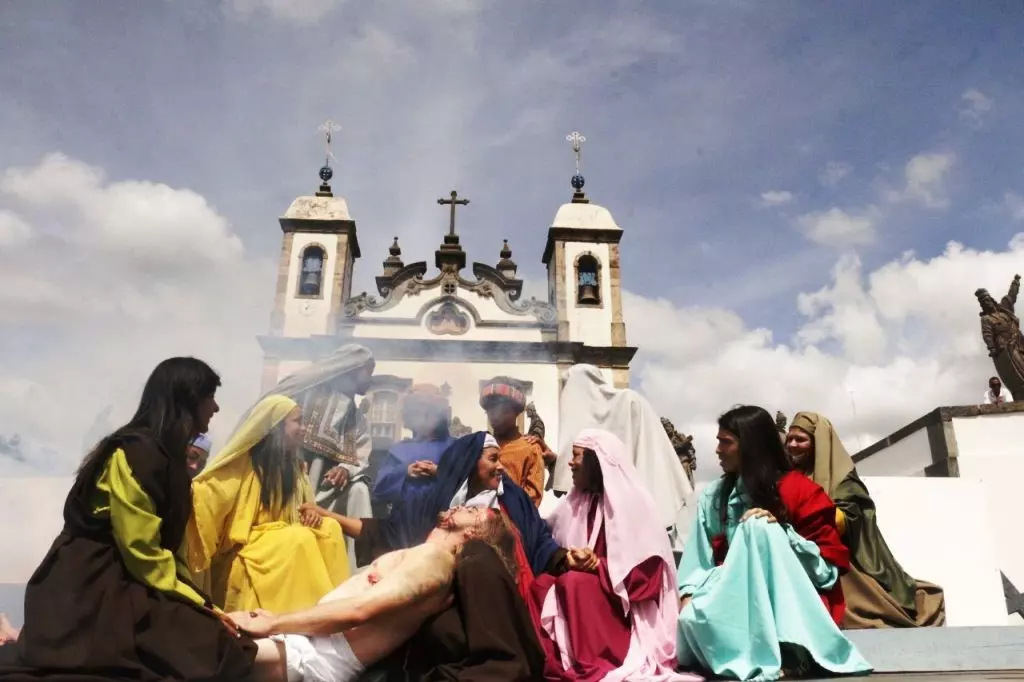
282;233;340;338
953;413;1024;598
563;242;613;347
855;426;932;477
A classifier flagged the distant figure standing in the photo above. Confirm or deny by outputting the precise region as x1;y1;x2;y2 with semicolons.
480;377;546;507
976;274;1023;401
984;376;1013;405
186;433;212;478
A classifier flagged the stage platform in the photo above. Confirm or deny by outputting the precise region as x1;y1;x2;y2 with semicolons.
836;626;1024;678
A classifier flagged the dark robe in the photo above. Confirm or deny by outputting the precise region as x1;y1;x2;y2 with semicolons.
834;472;945;628
357;432;564;576
0;432;256;682
529;504;662;682
390;539;546;681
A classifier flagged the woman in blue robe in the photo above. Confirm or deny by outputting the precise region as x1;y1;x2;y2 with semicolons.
371;383;455;506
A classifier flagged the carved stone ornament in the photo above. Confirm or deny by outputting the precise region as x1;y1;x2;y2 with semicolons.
525;401;546;441
343;259;557;325
775;411;788;433
449;415;473;437
661;416;696;485
425;300;471;336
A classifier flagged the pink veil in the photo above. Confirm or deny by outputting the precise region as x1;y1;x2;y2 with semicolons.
546;428;699;681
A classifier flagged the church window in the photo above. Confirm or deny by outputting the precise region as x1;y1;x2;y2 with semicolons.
575;253;601;306
369;390;399;440
298;245;326;298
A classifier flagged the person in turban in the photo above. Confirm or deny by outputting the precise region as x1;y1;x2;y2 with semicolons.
480;376;546;506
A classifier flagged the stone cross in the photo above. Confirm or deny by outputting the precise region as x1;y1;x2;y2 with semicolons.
437;190;470;237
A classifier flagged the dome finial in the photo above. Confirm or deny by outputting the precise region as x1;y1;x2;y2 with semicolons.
497;239;517;278
383;236;404;274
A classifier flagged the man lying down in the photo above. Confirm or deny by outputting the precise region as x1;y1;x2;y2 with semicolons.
232;505;514;682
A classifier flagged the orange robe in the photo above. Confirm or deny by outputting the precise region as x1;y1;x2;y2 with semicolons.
497;434;545;506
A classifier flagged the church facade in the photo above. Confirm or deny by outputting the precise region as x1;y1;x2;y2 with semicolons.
257;161;636;453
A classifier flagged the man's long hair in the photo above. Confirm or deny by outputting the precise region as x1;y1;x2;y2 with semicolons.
74;357;221;535
468;509;520;582
250;421;301;513
716;405;793;527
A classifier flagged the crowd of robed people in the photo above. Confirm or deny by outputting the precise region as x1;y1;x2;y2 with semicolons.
0;344;946;681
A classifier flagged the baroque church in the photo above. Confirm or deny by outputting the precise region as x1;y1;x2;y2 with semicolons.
257;133;635;455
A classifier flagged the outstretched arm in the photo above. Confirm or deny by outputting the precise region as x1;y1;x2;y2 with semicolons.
1005;274;1021;310
301;503;363;538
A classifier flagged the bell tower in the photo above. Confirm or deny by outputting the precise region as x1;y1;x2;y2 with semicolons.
265;120;360;387
542;131;629;384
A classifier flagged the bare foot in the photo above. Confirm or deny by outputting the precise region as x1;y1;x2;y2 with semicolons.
0;613;20;643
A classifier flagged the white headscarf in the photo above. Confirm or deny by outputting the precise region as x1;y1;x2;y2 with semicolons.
554;364;694;551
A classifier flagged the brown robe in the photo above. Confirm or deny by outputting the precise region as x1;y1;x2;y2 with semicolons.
791;412;945;629
384;539;545;681
0;432;256;681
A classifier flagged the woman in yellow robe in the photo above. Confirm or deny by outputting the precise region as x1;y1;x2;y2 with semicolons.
186;394;350;613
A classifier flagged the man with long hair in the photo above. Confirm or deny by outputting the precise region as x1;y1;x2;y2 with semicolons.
234;507;519;682
0;358;257;681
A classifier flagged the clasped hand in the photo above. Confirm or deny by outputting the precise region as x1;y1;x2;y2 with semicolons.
324;465;349;489
740;507;776;524
566;546;599;573
298;502;324;529
407;460;438;478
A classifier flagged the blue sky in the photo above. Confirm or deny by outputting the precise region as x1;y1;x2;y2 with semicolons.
0;0;1022;476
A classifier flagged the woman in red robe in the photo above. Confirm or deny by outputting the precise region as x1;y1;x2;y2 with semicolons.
529;429;700;682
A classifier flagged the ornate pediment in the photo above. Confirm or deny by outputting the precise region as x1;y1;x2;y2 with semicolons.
343;259;556;325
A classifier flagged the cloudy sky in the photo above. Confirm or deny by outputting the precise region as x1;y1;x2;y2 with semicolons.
1;0;1023;485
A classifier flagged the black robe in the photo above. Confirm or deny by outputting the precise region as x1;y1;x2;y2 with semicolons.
0;432;256;681
387;540;545;681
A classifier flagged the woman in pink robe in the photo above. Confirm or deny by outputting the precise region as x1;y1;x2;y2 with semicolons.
529;429;701;681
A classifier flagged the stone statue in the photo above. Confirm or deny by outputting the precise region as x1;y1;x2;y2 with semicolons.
525;401;546;441
449;416;473;438
977;274;1023;401
661;417;696;486
775;411;788;433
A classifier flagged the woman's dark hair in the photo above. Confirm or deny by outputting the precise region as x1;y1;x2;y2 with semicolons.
73;357;220;537
579;448;604;495
717;405;793;527
250;420;300;512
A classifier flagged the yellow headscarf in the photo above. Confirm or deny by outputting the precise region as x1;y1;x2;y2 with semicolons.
790;411;855;497
186;395;308;574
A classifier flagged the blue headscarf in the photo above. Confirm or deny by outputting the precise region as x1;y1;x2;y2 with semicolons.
378;431;561;575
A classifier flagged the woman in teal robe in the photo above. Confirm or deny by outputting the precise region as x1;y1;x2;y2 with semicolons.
676;405;871;681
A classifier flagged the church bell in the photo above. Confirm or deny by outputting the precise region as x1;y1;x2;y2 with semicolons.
301;272;320;295
578;283;600;304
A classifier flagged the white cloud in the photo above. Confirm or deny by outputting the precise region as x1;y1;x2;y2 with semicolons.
960;88;994;126
796;206;878;247
0;154;273;475
819;161;852;187
223;0;345;25
0;210;31;246
1005;192;1024;221
626;234;1024;480
887;152;955;210
760;190;794;207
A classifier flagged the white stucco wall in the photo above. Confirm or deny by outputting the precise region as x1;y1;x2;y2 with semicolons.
563;242;613;347
282;233;340;338
952;413;1024;602
854;426;932;477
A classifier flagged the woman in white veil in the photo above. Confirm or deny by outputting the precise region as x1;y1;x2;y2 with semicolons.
553;364;694;553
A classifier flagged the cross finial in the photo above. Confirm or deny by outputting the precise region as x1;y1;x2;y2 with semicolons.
318;119;342;166
437;190;470;237
566;131;586;174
